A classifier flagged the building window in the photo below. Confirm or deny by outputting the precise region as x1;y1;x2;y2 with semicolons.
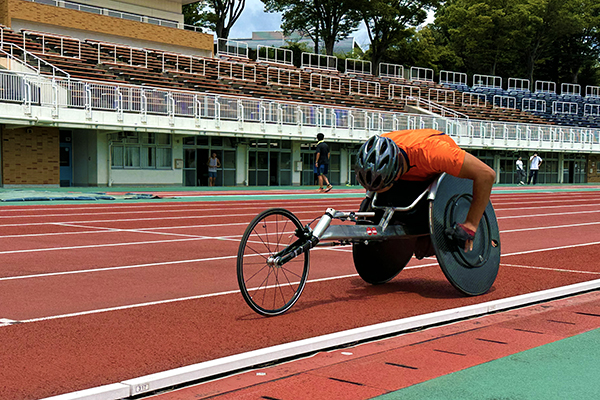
111;132;172;169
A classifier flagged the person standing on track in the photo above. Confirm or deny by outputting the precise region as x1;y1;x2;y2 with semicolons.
354;129;496;253
207;152;221;187
528;153;543;185
315;133;332;192
516;156;526;185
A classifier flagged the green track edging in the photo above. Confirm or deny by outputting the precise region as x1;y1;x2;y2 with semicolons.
374;328;600;400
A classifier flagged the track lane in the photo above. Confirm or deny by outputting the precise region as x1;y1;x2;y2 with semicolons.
2;191;600;399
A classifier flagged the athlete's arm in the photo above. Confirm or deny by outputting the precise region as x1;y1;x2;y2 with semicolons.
456;153;496;250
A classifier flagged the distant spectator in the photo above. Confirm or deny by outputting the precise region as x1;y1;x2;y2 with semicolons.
315;133;332;192
528;153;543;185
207;153;221;186
516;157;526;185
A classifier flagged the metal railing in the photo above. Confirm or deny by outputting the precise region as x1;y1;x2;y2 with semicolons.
22;30;82;59
0;42;70;79
0;69;599;149
349;79;380;97
379;63;404;80
309;73;341;92
256;45;293;66
389;84;421;100
462;92;487;107
301;52;337;71
429;88;456;104
345;59;371;76
266;67;301;87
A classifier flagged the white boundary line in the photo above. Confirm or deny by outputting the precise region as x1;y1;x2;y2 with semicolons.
40;278;600;400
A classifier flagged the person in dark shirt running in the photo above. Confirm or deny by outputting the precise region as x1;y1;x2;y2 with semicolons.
315;133;332;192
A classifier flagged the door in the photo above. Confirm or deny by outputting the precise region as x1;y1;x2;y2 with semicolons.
197;149;209;186
59;143;72;187
301;152;316;185
269;152;279;186
563;161;574;183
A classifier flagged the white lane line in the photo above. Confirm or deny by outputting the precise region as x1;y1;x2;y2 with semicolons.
4;217;599;256
14;272;363;324
495;203;600;211
0;237;214;255
501;263;600;275
0;209;326;228
0;255;239;282
2;215;600;241
6;253;599;325
2;204;600;230
2;200;600;241
119;278;600;398
0;198;362;214
501;241;600;256
0;246;340;282
1;238;597;315
0;221;254;239
0;200;362;220
497;209;600;220
500;221;600;233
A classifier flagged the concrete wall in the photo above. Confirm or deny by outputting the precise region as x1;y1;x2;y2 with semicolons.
6;0;213;56
84;0;185;22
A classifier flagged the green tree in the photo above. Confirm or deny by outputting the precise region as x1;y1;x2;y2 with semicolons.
360;0;440;76
183;0;245;39
388;25;464;75
433;0;600;86
261;0;362;55
434;0;528;78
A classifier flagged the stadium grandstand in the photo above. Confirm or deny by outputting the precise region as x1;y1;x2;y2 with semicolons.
0;0;599;188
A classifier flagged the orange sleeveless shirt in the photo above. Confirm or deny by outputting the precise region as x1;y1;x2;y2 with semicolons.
382;129;466;181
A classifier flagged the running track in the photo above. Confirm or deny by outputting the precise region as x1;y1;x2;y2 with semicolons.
2;188;600;399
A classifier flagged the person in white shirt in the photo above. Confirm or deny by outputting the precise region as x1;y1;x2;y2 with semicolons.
207;153;221;186
516;157;526;185
527;153;543;185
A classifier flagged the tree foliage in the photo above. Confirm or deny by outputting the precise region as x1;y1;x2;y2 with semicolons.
183;0;245;39
431;0;600;85
261;0;362;55
359;0;440;75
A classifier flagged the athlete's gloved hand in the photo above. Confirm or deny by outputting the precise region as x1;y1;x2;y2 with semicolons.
446;223;475;252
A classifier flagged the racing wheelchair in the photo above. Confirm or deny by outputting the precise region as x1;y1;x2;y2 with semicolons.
236;174;501;316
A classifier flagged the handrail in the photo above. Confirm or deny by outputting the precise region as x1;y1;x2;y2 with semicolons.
0;43;70;79
416;97;469;120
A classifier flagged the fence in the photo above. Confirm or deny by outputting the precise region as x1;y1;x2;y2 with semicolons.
1;69;599;148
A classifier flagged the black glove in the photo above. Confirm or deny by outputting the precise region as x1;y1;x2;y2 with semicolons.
446;223;476;250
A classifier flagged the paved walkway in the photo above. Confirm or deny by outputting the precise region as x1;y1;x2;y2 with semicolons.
148;291;600;400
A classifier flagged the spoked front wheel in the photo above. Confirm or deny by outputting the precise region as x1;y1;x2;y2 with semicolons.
237;208;310;316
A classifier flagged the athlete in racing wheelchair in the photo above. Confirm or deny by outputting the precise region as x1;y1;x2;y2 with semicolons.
237;129;500;316
355;129;496;254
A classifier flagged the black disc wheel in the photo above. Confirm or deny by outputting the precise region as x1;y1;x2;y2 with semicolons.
237;208;310;316
429;174;501;296
352;196;416;284
352;238;416;284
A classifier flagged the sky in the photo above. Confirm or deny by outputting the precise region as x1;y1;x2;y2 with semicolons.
227;0;434;50
228;0;371;49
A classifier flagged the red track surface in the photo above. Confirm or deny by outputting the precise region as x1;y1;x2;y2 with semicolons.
1;190;600;399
